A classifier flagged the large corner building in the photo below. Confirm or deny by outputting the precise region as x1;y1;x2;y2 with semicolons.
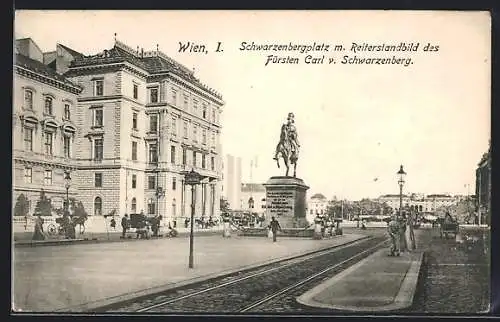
13;38;82;211
13;38;225;224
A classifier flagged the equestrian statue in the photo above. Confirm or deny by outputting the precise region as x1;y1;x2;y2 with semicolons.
273;112;300;177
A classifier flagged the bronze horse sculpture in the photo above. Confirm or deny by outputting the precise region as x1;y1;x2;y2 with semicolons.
274;123;298;177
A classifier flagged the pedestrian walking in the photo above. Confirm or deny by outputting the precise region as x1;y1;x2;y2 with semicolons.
32;215;46;241
222;213;231;238
151;215;160;237
388;215;400;256
407;210;416;250
399;214;408;252
121;214;129;238
313;214;323;239
268;216;282;242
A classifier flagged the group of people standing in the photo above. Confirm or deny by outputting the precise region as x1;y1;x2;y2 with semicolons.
387;211;416;256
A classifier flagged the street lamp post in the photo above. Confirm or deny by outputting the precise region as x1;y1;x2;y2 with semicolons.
64;170;72;215
183;169;202;269
397;165;406;219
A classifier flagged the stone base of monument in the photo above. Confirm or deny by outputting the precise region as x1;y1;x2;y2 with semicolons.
239;227;314;238
263;176;310;228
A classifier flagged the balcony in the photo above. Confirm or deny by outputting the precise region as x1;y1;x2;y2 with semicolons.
145;131;159;141
78;158;121;167
131;128;141;139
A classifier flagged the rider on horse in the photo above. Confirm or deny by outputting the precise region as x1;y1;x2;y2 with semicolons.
273;113;300;176
286;113;300;161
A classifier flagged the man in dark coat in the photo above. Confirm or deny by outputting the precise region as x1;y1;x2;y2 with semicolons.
121;214;129;238
388;215;400;256
268;216;282;242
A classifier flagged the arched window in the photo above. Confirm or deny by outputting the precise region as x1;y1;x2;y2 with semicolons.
24;89;33;110
131;197;137;213
44;97;53;115
94;196;102;216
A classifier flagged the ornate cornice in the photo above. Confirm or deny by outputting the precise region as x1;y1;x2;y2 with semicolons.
163;102;221;129
66;61;149;79
15;66;82;94
61;122;77;135
13;156;77;170
67;59;222;105
162;73;224;106
84;128;105;138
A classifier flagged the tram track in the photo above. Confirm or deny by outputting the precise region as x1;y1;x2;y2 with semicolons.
97;235;388;313
239;239;388;312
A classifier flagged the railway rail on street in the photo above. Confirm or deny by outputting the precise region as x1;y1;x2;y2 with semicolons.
92;236;389;313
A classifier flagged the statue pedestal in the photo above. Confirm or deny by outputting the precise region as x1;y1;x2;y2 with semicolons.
264;176;310;229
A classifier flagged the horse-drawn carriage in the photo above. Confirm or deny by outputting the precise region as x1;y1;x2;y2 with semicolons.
437;213;459;239
128;213;166;238
47;212;87;238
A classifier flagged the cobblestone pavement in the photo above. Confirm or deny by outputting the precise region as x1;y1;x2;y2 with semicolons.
98;233;388;313
409;227;490;314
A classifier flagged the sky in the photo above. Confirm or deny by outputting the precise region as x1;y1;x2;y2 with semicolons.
14;10;491;200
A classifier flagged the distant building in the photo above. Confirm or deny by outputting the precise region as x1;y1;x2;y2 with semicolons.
476;144;491;223
222;154;242;210
307;193;328;223
240;183;266;214
377;193;457;213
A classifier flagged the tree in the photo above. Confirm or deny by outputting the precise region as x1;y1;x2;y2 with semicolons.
381;202;393;216
220;197;230;212
34;190;52;216
14;194;30;217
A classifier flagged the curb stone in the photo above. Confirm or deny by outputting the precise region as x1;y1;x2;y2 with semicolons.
296;249;424;312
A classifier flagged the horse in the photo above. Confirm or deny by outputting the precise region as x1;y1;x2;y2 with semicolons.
72;214;88;234
275;124;298;177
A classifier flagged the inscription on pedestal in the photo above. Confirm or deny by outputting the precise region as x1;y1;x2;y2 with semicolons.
264;176;309;228
267;190;294;217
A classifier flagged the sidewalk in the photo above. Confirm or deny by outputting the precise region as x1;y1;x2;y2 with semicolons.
13;226;225;247
13;233;366;312
297;248;424;312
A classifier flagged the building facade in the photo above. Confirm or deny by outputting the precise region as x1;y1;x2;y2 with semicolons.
13;38;82;214
240;183;266;214
62;40;224;224
377;193;458;213
307;193;328;223
222;154;242;210
476;145;491;223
